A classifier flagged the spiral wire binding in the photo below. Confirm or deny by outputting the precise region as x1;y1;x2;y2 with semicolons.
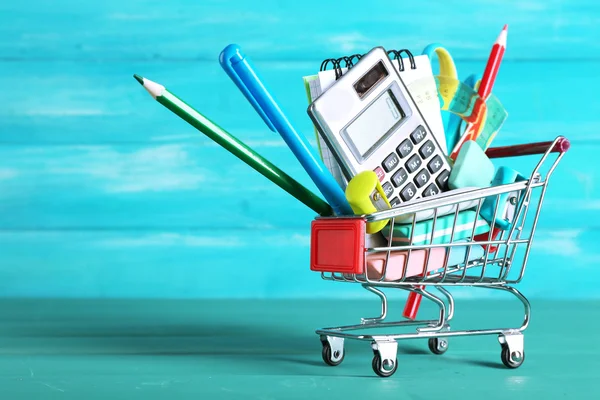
319;49;416;80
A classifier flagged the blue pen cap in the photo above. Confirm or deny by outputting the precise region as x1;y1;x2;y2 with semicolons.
219;44;276;132
218;43;354;216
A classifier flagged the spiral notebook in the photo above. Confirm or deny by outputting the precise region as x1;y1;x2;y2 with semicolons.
303;49;445;189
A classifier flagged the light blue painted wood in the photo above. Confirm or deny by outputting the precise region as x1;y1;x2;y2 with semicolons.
0;0;596;298
0;227;595;298
1;60;599;144
1;0;599;61
0;141;584;229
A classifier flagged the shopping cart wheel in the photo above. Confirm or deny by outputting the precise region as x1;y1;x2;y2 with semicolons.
500;345;525;369
320;336;345;366
498;333;524;369
371;353;397;377
428;338;448;355
371;340;398;377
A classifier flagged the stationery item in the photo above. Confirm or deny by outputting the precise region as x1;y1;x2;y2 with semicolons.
474;226;503;253
345;171;391;234
485;137;571;158
381;210;490;246
422;43;458;152
432;76;508;155
317;49;447;153
391;187;480;224
448;140;495;190
303;47;447;189
132;74;333;217
477;25;508;106
422;43;458;79
480;166;527;230
219;44;353;216
449;25;508;159
307;46;452;209
365;242;485;281
445;73;481;154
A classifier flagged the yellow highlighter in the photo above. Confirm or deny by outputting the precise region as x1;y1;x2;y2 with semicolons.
345;171;392;234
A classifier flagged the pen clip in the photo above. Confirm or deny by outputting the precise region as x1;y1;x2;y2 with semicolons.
219;44;276;132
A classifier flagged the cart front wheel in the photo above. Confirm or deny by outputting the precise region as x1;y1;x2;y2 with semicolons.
372;353;397;377
322;342;345;366
428;338;448;355
501;345;524;369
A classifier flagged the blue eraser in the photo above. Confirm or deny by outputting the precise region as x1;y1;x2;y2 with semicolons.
448;140;495;190
480;166;527;230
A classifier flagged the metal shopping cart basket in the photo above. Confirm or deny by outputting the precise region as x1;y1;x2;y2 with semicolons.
309;137;570;377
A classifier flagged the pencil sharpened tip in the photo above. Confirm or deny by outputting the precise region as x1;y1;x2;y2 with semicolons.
503;24;508;31
133;74;144;85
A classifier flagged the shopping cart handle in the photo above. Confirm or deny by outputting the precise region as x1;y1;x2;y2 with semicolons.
485;136;570;159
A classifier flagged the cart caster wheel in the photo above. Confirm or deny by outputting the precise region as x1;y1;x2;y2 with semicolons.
372;353;397;378
428;338;448;355
321;341;344;366
501;345;524;369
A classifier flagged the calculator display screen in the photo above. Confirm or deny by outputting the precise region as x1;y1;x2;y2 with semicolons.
345;90;405;158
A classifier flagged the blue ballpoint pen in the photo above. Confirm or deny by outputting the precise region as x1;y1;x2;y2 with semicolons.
219;44;353;216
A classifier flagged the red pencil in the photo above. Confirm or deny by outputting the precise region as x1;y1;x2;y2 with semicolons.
403;27;509;320
449;25;508;161
477;24;508;101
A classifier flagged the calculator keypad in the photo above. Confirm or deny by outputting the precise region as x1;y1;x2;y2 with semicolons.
436;169;450;190
400;183;417;201
382;182;394;198
410;126;427;144
391;167;408;187
396;139;413;158
382;153;400;172
370;124;451;209
418;140;435;159
405;154;422;173
427;155;443;174
414;169;430;188
423;183;440;197
374;166;385;181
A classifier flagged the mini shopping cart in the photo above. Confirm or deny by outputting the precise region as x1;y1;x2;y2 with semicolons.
309;137;569;377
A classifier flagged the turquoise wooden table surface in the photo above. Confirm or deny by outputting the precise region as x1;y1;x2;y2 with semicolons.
1;0;598;298
0;298;598;399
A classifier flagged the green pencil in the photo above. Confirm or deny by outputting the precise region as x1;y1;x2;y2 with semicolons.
133;74;333;217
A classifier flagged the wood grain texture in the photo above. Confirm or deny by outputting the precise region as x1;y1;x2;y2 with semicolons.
2;0;599;61
0;0;595;298
0;226;594;298
1;60;599;145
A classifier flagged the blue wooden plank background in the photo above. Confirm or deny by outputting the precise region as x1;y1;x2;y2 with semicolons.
0;0;597;298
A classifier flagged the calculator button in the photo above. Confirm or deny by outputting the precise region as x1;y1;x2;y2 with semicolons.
410;125;427;144
390;197;401;207
436;169;450;190
423;183;440;197
405;154;422;173
382;182;394;198
427;155;443;174
396;139;413;158
373;167;385;182
382;153;400;172
400;182;418;202
418;140;435;160
414;168;431;188
391;167;408;187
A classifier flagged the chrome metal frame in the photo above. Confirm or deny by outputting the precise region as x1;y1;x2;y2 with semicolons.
315;137;568;376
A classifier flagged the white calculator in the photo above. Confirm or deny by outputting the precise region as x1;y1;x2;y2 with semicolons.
307;46;452;206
